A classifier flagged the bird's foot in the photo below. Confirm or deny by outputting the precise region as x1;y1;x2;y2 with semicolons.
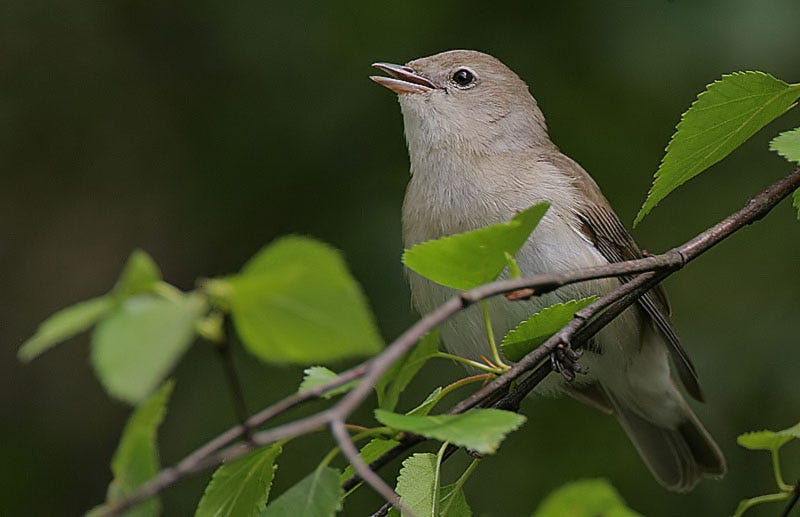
550;342;586;382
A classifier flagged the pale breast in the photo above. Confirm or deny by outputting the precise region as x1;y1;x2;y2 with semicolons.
401;148;643;382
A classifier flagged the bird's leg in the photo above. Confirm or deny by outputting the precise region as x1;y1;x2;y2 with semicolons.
550;339;586;382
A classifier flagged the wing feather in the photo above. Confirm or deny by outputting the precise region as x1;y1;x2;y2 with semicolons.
545;153;703;401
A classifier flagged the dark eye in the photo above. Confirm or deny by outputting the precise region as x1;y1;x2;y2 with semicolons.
452;68;475;87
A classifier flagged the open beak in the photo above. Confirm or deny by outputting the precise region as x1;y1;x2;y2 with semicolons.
370;62;436;94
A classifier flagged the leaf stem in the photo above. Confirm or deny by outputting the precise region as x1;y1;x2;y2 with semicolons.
408;374;494;416
481;301;508;369
320;427;395;468
432;442;448;517
319;444;341;468
504;252;523;279
438;374;494;399
735;492;790;516
454;458;479;489
772;446;792;492
433;352;504;374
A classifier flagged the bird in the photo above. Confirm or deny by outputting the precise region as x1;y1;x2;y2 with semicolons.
370;49;725;492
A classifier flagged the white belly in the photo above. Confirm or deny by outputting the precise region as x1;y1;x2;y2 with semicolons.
403;184;643;394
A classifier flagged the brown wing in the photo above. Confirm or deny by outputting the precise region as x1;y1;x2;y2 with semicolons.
547;153;703;401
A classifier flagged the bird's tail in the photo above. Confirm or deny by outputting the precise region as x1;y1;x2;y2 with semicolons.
603;385;726;492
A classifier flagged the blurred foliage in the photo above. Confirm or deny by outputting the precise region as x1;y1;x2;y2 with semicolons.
3;1;800;515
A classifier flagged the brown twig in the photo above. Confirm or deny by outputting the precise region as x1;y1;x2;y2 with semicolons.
103;169;800;516
330;419;402;510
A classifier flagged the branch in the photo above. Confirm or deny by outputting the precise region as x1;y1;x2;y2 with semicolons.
104;169;800;516
330;419;402;510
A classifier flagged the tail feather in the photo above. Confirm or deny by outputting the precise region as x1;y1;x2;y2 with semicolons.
605;389;726;492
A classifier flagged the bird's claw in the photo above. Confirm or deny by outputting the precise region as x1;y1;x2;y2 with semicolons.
550;342;586;382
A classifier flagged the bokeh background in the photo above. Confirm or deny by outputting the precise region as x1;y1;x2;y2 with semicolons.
3;1;800;515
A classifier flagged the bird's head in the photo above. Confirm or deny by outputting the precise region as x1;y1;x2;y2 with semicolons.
371;50;551;156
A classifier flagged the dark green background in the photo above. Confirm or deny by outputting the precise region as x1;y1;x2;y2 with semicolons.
3;1;800;515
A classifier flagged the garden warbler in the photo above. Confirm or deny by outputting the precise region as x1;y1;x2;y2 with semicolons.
371;49;725;491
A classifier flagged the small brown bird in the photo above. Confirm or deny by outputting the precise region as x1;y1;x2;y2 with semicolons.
371;49;725;491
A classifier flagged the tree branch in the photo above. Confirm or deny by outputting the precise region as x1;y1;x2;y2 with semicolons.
103;168;800;516
330;419;402;511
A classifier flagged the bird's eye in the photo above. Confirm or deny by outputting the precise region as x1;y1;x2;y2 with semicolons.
451;68;475;87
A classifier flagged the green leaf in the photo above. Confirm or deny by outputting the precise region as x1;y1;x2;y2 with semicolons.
793;190;800;221
501;297;597;362
392;454;473;517
770;127;800;163
737;421;800;451
196;444;282;517
100;381;174;517
261;466;342;517
298;367;357;399
395;453;436;517
374;409;526;455
783;421;800;439
407;387;443;416
402;202;550;289
18;295;114;362
216;236;382;364
532;478;641;517
114;250;162;299
91;293;205;404
635;72;800;226
341;438;401;485
770;128;800;221
439;483;472;517
737;431;792;451
377;330;440;412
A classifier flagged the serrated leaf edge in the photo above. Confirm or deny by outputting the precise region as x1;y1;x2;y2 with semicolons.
634;72;800;226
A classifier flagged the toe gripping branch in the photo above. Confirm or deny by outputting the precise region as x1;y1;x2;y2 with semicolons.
550;341;586;382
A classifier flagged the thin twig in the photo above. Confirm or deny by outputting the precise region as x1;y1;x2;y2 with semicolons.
101;366;369;516
330;419;405;513
215;331;253;442
104;169;800;516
